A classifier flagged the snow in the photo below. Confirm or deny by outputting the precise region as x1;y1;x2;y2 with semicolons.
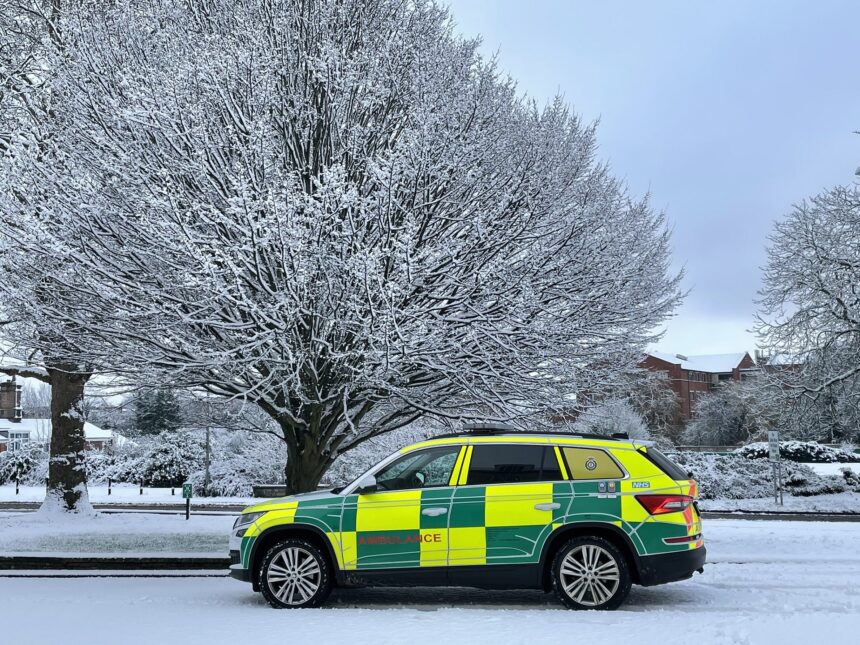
700;491;860;513
649;351;749;373
0;519;858;644
807;462;859;476
0;511;233;553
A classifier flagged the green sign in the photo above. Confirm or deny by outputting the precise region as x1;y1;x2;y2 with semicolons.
182;483;193;499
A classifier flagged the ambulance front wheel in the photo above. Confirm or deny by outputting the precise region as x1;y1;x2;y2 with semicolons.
259;538;333;609
551;536;632;610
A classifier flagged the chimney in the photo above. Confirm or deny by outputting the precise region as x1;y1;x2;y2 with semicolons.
0;377;23;423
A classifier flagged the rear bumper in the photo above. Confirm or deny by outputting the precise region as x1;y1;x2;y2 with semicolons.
637;546;706;587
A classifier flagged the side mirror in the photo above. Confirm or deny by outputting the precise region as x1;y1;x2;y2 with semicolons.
355;474;378;495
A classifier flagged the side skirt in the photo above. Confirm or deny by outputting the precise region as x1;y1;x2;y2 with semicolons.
339;564;541;590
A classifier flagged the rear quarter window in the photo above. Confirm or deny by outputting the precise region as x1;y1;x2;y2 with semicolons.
639;447;689;481
562;447;624;479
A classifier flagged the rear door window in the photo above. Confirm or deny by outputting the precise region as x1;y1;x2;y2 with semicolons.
466;444;562;485
562;447;624;480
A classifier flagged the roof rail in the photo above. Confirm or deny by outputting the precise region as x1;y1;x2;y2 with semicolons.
432;424;625;442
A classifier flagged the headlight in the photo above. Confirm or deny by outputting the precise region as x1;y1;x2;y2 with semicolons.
233;511;265;529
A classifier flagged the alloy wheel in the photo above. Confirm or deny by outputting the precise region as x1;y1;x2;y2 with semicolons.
558;543;621;607
265;546;322;606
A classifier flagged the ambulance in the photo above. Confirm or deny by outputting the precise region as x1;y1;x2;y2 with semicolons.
229;424;705;609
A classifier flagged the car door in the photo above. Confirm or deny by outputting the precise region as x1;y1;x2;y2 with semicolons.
340;445;463;571
448;443;566;568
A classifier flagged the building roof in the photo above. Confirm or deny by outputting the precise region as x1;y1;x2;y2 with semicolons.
648;351;751;374
0;418;131;446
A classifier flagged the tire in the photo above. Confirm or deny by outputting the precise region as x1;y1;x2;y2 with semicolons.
551;536;632;610
258;538;332;609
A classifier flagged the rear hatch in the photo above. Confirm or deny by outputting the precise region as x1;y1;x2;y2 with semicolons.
635;446;703;548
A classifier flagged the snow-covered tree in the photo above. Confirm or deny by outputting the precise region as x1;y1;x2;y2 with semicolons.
574;399;651;441
681;381;765;447
133;389;184;437
0;0;96;512
755;168;860;443
2;0;682;492
608;369;682;444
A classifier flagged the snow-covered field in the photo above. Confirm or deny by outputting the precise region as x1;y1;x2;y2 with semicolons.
807;462;859;477
0;511;233;554
1;519;858;644
700;491;860;513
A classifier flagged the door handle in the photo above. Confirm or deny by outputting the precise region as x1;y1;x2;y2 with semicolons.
421;507;448;517
534;503;561;511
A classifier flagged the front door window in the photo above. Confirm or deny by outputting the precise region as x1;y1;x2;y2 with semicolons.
375;446;461;491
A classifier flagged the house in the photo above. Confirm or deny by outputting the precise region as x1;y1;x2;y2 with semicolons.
639;351;757;421
0;417;130;453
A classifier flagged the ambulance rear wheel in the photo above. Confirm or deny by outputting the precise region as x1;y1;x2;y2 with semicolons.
552;536;631;610
259;538;332;609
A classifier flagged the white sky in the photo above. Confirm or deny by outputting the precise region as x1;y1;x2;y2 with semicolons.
447;0;860;356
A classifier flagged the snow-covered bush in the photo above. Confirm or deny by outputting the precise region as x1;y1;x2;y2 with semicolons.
574;399;651;441
670;451;851;499
734;441;860;463
84;449;114;483
103;446;146;484
139;432;204;487
0;443;48;485
839;467;860;489
83;444;146;484
186;431;287;497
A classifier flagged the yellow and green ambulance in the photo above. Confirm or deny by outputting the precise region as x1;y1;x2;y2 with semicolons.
229;425;705;609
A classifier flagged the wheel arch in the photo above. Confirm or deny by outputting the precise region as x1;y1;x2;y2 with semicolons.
538;522;642;590
249;524;340;591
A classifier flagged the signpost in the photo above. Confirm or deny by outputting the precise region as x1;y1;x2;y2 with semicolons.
768;430;783;506
182;483;193;520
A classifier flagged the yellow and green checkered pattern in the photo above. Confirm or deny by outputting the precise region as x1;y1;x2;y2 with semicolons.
238;438;704;572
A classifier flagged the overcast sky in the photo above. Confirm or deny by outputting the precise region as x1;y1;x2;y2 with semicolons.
447;0;860;357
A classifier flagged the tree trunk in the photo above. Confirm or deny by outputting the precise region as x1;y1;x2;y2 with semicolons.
282;429;333;495
41;363;93;513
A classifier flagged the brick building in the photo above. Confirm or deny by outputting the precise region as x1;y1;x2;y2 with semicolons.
640;352;756;421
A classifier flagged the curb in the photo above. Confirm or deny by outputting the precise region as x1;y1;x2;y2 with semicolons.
0;502;243;513
0;555;229;570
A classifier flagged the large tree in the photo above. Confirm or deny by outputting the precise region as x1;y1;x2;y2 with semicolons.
4;0;682;492
0;0;95;512
756;177;860;443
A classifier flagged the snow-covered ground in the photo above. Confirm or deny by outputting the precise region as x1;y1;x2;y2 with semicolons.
700;491;860;513
1;519;858;644
807;462;859;477
0;511;233;554
0;483;256;506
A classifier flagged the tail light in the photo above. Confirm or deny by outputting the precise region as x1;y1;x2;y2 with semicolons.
636;494;693;515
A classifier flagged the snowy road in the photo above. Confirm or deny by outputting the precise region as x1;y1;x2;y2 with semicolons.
2;520;859;645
